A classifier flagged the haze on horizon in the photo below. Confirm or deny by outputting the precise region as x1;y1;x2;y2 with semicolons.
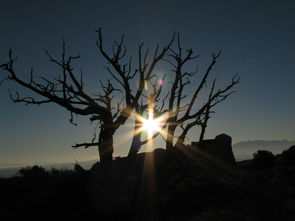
0;0;294;167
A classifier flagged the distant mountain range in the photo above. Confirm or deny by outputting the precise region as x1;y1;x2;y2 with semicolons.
233;140;295;161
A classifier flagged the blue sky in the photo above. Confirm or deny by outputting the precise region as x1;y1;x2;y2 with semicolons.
0;0;294;166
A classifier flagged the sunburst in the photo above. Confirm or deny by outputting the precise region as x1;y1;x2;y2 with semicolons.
141;109;161;136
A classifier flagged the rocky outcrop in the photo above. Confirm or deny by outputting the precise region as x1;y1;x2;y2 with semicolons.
191;134;236;167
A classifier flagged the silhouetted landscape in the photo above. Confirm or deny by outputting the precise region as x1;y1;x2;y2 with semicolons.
233;140;295;160
1;1;295;221
2;139;294;178
1;138;295;221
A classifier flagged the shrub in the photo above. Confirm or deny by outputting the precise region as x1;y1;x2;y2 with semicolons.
279;145;295;166
252;150;277;169
19;165;49;180
50;167;73;177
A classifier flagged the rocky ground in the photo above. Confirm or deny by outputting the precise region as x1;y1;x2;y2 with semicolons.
0;147;294;221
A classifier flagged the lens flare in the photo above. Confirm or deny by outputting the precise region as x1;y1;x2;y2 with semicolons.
141;114;161;136
158;78;164;86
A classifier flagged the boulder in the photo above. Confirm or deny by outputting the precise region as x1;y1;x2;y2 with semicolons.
191;134;236;167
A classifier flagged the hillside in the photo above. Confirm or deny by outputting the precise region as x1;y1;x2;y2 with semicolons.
0;147;295;221
1;139;294;178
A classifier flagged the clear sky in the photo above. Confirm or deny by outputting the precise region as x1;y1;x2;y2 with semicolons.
0;0;294;167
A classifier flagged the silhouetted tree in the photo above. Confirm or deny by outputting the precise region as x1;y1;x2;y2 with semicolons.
0;28;174;167
128;78;166;158
19;165;49;181
252;150;277;169
140;35;240;150
124;34;239;156
278;145;295;166
1;30;238;166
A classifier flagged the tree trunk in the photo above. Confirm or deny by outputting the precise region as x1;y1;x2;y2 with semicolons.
98;126;114;168
199;125;206;145
128;119;142;159
127;135;141;162
175;134;185;149
199;105;210;145
166;124;176;150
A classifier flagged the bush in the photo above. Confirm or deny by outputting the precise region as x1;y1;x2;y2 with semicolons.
252;150;277;169
279;145;295;166
50;167;73;177
19;165;49;180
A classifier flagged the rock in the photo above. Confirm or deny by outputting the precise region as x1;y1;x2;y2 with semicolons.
215;134;232;147
191;134;236;167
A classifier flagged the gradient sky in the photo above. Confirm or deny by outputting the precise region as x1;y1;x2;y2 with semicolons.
0;0;294;167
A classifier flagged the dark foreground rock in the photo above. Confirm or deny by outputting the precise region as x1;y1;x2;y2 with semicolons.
0;148;295;221
191;134;237;167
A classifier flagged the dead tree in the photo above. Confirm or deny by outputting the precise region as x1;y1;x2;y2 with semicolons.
153;34;240;149
0;29;174;167
123;31;239;154
127;77;167;157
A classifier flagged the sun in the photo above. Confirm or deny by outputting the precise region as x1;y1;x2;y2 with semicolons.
134;93;169;142
141;115;161;135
